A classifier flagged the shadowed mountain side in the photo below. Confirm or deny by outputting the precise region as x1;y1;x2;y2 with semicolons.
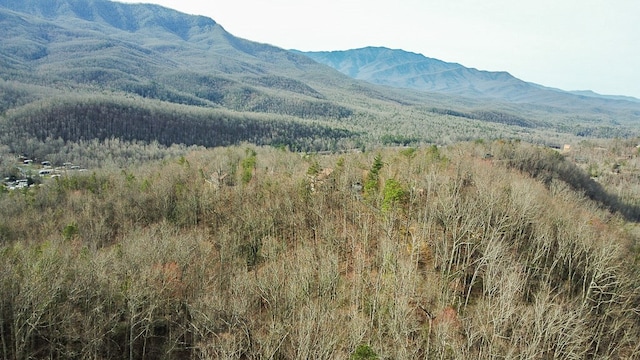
0;95;356;152
494;142;640;221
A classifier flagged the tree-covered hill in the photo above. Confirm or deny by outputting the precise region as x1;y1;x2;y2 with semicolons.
0;91;358;155
0;0;364;150
0;0;348;98
1;0;639;153
1;2;640;358
299;46;640;112
1;140;640;358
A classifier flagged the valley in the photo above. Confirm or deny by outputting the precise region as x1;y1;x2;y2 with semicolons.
1;0;640;358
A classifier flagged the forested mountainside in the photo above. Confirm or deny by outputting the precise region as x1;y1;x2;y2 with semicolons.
1;0;639;160
2;140;640;358
0;0;362;153
1;1;640;359
300;47;640;109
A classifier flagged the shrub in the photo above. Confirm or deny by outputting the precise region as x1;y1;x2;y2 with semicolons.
350;344;379;360
62;222;79;240
364;153;383;200
381;178;406;212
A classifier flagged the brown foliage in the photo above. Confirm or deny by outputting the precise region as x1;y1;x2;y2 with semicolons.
0;141;639;359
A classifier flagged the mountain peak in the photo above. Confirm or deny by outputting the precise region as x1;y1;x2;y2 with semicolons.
0;0;217;36
2;0;639;131
298;47;640;108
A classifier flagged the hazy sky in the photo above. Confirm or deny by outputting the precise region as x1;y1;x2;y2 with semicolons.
117;0;640;98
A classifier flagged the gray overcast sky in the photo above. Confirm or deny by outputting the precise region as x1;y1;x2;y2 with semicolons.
117;0;640;98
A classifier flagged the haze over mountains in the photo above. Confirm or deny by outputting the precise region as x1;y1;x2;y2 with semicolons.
299;47;640;106
4;2;640;358
1;0;639;151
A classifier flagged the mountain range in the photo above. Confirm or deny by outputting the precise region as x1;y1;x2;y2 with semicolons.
299;47;640;106
1;0;639;152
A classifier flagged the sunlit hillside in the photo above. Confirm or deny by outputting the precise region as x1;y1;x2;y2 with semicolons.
1;1;640;358
1;140;639;359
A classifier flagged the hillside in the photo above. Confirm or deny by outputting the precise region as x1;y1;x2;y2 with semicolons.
1;1;640;358
298;47;527;98
0;0;370;153
1;0;640;159
1;140;640;358
0;0;355;108
299;47;640;111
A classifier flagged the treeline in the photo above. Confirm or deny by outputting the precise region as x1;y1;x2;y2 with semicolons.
490;140;640;221
0;95;356;154
0;142;639;358
0;138;203;171
429;107;538;128
0;80;51;114
161;72;352;118
426;107;638;139
245;75;325;99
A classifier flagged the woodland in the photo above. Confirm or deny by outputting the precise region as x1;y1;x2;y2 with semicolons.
2;0;640;358
1;139;640;359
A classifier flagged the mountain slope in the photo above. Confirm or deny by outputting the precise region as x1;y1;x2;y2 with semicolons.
0;0;358;109
299;47;640;110
0;0;382;153
298;47;511;96
1;0;639;154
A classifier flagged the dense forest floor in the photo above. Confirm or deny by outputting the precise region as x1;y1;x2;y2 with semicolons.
1;139;640;359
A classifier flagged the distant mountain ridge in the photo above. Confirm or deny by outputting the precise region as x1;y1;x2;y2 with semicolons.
299;47;640;107
568;90;640;103
0;0;362;115
0;0;378;151
1;0;640;151
0;0;321;76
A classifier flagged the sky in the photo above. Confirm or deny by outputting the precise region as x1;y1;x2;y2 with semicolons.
117;0;640;98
